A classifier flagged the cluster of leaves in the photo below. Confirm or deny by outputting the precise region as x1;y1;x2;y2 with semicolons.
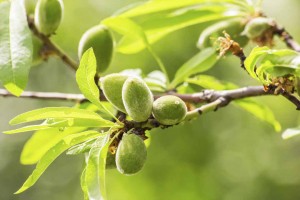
2;0;300;199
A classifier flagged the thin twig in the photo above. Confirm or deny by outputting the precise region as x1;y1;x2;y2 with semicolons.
0;89;84;102
273;24;300;52
27;16;78;71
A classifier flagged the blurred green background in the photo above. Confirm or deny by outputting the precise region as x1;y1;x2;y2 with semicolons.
1;0;300;199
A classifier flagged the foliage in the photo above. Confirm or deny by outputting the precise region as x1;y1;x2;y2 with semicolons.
1;0;300;199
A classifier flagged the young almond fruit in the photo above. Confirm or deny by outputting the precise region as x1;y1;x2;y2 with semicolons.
34;0;63;36
122;77;153;122
100;73;128;113
116;133;147;175
152;95;187;125
78;25;114;74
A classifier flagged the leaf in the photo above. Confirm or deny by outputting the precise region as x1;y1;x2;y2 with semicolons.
107;1;250;54
81;168;89;200
186;75;237;90
15;131;100;194
85;134;110;200
144;70;167;92
19;102;99;165
234;99;281;132
244;47;300;84
9;107;114;127
0;0;32;96
76;49;102;107
119;0;252;18
171;49;218;88
20;126;88;165
76;49;117;119
4;119;68;134
282;127;300;139
66;138;96;155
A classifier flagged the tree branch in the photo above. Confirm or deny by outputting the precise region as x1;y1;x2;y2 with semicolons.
273;24;300;52
27;16;78;71
0;89;84;102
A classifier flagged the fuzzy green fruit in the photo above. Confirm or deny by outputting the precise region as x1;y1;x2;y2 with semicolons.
197;18;248;49
242;17;274;39
78;25;114;73
100;73;128;113
122;77;153;122
35;0;63;36
116;133;147;175
152;95;187;125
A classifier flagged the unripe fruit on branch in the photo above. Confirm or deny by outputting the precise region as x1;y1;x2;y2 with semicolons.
152;95;187;125
34;0;63;36
242;17;274;39
116;133;147;175
100;73;128;113
78;25;114;74
122;77;153;122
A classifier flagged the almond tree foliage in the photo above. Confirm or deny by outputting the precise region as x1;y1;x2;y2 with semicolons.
1;0;300;199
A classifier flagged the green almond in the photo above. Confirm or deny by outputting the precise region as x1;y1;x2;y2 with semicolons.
100;73;128;113
78;25;114;73
152;95;187;125
116;133;147;175
35;0;63;36
122;77;153;122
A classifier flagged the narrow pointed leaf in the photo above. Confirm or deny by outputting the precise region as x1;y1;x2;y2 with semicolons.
0;0;32;96
171;48;217;88
76;49;102;108
19;103;101;165
15;131;100;194
20;126;89;165
85;134;110;200
9;107;114;127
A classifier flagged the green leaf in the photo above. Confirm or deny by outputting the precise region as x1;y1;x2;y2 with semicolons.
15;131;100;194
107;1;250;54
9;107;114;127
19;102;99;165
144;70;167;92
76;49;117;120
282;127;300;139
119;0;252;18
244;47;300;84
81;168;89;200
4;119;68;134
66;138;96;155
103;17;169;82
0;0;32;96
85;134;110;200
171;49;218;88
186;75;237;90
20;126;88;165
234;99;281;132
76;49;102;107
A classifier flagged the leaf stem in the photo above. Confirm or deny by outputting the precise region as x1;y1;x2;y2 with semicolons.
146;45;170;85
